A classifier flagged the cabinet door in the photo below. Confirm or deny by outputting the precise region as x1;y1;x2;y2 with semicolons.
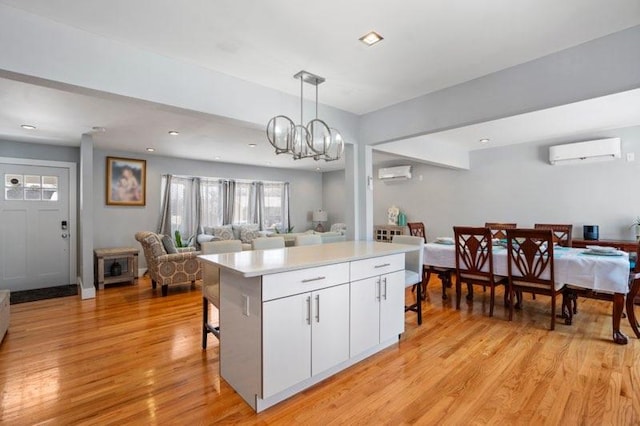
379;270;405;342
350;277;381;357
263;293;312;398
311;284;350;376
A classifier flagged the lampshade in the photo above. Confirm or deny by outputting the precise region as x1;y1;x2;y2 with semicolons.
312;209;328;222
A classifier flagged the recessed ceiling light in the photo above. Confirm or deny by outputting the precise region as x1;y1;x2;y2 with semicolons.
249;143;257;148
215;156;221;160
146;147;155;152
316;167;321;171
168;130;179;136
20;124;36;130
359;31;384;46
479;138;490;144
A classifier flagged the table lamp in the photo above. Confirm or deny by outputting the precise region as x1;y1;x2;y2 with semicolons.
313;209;328;232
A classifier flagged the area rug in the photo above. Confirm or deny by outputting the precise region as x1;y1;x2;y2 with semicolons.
10;284;78;305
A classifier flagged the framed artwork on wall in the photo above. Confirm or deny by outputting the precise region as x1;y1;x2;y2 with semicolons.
106;156;146;206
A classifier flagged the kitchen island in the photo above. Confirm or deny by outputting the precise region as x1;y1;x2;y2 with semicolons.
199;240;419;412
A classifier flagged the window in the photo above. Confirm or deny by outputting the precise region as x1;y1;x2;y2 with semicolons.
232;182;252;225
4;174;58;201
200;179;222;227
162;176;197;239
263;182;285;229
159;175;289;240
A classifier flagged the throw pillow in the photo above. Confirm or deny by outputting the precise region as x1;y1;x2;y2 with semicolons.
212;225;234;241
240;228;261;243
203;226;215;235
161;235;178;254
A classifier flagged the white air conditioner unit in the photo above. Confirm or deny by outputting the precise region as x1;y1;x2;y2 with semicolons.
378;165;412;181
549;138;621;165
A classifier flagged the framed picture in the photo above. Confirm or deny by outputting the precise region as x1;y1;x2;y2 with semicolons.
106;156;146;206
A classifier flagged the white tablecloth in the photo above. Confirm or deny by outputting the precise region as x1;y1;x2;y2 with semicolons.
425;243;630;294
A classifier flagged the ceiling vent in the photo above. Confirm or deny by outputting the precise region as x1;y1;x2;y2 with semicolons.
549;138;621;165
378;165;412;181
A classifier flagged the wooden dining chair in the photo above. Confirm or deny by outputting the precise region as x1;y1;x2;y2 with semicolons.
407;222;453;301
392;235;425;325
506;228;561;330
201;239;243;349
453;226;506;316
485;222;517;240
533;224;573;247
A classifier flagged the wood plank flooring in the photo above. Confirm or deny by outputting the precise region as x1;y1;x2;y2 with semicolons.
1;277;639;425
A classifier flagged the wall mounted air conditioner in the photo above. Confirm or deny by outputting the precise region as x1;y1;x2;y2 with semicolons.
378;165;412;181
549;138;621;165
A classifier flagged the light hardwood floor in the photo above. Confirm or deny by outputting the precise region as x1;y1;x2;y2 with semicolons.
1;277;639;425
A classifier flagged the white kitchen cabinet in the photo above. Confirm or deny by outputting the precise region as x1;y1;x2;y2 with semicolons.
350;253;405;357
262;283;349;398
201;242;417;412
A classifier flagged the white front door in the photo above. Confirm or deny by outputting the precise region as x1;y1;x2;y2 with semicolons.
0;163;71;291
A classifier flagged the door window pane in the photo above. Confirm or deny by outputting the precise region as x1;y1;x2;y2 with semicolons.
42;176;58;188
4;174;59;201
24;175;41;188
25;188;41;200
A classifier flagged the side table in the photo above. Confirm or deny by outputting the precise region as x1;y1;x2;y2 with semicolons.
94;247;139;290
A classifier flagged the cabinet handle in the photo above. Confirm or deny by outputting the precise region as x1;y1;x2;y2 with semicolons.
315;294;320;323
302;276;326;283
374;263;391;269
306;296;311;325
243;295;250;317
376;278;381;301
382;277;388;300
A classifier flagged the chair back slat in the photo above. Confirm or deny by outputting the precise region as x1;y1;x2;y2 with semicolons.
454;226;494;279
485;222;517;240
506;229;554;287
533;223;573;247
407;222;427;243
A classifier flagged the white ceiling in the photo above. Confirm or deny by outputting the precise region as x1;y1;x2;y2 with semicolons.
0;77;343;171
0;1;639;170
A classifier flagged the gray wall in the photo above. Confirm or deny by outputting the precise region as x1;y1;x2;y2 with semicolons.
0;139;79;163
373;125;640;241
322;169;346;226
93;150;323;267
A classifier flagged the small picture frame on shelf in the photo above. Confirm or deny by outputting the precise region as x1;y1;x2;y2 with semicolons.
106;156;146;206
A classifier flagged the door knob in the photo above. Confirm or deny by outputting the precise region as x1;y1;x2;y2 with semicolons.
61;233;68;238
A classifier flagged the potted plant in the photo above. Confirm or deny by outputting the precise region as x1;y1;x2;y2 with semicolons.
631;217;640;241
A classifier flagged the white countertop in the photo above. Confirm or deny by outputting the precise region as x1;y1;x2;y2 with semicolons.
199;241;419;277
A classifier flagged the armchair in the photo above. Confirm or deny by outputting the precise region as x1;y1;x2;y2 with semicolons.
135;231;202;296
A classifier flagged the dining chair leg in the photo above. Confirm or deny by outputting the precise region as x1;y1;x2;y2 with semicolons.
626;278;640;338
202;297;208;349
489;285;495;317
455;277;462;310
550;293;556;331
508;285;514;321
416;279;423;325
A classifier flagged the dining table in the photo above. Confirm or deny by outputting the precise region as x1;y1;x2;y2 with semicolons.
424;241;633;345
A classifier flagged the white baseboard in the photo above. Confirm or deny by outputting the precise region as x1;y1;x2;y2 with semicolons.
77;276;96;299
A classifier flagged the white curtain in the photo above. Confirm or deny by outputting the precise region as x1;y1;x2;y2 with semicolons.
157;175;199;243
158;176;291;239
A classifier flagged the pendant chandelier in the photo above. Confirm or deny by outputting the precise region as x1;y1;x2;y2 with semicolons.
266;70;344;162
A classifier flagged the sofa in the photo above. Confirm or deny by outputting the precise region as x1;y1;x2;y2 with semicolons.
196;223;347;249
197;224;266;250
135;231;202;296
